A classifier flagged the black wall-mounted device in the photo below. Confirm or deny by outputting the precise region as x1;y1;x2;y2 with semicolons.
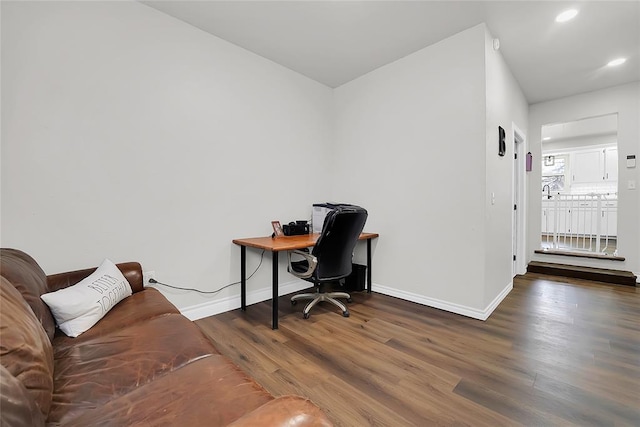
498;126;506;157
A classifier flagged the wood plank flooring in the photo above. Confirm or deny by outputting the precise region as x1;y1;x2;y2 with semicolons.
195;274;640;426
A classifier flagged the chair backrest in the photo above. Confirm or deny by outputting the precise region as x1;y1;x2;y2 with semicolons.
311;205;368;282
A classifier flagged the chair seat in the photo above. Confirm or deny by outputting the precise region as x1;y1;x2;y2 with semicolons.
289;260;310;275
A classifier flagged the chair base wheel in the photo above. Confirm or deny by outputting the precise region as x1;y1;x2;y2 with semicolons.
292;290;352;319
347;298;352;303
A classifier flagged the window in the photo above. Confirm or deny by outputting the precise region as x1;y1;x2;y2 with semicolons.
541;155;567;192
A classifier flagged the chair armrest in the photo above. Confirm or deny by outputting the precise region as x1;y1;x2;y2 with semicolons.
287;250;318;279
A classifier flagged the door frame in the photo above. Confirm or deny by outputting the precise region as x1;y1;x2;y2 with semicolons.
512;124;527;276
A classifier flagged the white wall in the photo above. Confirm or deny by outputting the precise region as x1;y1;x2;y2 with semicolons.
483;27;529;307
331;24;527;318
527;82;640;277
1;1;334;310
332;24;491;315
2;3;534;319
542;134;617;153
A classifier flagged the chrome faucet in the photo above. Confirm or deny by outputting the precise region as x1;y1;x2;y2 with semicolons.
542;184;551;199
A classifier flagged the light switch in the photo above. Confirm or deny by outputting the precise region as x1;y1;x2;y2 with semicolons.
491;192;495;205
629;180;637;190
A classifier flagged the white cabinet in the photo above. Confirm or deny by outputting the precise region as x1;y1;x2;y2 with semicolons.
600;200;617;237
570;200;595;236
573;150;602;183
541;200;554;234
604;148;618;182
571;147;618;184
542;199;571;234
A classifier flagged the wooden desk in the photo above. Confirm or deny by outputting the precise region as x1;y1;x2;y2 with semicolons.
233;232;379;329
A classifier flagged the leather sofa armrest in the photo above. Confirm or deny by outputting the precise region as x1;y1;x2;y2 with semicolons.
228;396;333;427
47;262;144;293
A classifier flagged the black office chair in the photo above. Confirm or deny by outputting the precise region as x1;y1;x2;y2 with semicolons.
287;205;368;319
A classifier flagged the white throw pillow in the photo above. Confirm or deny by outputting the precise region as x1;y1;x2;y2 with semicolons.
41;259;132;337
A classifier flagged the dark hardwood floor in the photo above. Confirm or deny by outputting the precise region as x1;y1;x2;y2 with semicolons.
195;274;640;426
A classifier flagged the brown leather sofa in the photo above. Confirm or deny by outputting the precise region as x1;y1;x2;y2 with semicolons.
0;248;332;426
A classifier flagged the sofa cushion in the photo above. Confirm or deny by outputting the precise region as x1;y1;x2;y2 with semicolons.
52;287;179;351
41;259;132;337
48;313;222;424
0;248;56;340
59;356;276;427
0;277;54;420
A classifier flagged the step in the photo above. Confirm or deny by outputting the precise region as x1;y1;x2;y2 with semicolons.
527;261;637;286
534;248;625;261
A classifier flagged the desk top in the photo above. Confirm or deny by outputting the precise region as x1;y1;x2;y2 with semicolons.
233;232;379;252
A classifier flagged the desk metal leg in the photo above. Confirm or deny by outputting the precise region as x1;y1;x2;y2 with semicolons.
272;251;279;329
240;245;246;310
367;239;372;293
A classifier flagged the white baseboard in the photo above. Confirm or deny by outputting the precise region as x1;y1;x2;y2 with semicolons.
635;272;640;284
372;281;513;321
182;279;515;322
484;282;514;318
180;279;311;321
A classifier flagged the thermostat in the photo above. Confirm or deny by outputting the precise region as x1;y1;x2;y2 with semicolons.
627;155;636;168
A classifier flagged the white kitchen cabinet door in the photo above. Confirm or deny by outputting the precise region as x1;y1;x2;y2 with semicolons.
573;150;602;183
600;201;617;237
604;148;618;182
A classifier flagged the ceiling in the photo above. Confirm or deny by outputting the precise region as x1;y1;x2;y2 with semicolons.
141;1;639;104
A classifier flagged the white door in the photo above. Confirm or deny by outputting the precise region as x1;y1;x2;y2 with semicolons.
513;143;519;275
512;126;526;277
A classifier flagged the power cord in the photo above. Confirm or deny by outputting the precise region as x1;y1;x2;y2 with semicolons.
148;249;265;295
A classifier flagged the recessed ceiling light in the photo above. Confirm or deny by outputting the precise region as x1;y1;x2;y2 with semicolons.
607;58;627;67
555;9;578;23
543;137;551;141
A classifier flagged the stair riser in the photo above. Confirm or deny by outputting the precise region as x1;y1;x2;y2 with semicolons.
527;264;636;286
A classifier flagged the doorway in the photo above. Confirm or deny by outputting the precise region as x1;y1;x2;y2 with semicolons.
540;114;618;256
